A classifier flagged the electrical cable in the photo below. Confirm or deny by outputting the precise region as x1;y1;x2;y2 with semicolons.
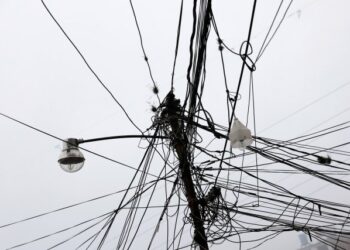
128;0;161;103
40;0;142;132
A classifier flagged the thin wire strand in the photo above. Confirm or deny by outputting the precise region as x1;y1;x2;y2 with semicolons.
40;0;142;132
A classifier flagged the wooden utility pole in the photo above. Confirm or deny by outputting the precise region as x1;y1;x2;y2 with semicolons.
163;92;209;250
173;138;209;249
160;0;212;248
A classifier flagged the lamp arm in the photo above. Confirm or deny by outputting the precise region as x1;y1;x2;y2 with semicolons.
78;135;168;144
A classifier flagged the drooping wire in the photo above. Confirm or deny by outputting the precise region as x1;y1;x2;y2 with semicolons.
96;128;161;249
0;112;161;178
6;211;114;250
128;0;161;103
40;0;143;132
0;178;164;230
215;0;258;185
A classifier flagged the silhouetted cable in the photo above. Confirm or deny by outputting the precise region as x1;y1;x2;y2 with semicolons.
255;0;294;63
170;0;184;90
255;0;284;62
258;81;350;134
211;13;240;56
215;0;258;185
6;211;114;250
128;0;160;103
0;178;167;230
182;0;198;110
40;0;142;132
97;129;162;249
0;112;161;178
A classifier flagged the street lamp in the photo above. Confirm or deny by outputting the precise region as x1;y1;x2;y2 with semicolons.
57;135;167;173
58;138;85;173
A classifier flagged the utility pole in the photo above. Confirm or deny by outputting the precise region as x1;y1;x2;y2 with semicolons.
160;0;212;249
162;92;209;250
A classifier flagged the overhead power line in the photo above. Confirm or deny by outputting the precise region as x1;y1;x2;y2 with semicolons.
40;0;142;132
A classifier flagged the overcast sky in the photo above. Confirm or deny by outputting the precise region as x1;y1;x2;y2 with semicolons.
1;0;350;249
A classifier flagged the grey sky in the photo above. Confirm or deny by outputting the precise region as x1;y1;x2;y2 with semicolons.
1;0;350;249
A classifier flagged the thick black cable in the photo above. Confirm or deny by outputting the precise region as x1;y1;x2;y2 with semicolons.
182;0;198;110
170;0;184;91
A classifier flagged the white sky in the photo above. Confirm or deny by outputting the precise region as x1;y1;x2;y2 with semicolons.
0;0;350;249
